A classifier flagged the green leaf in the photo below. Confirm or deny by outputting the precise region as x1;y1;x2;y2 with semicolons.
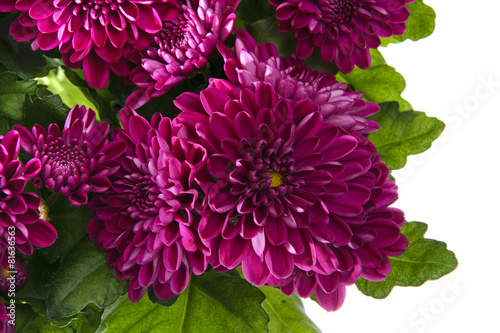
12;303;38;333
17;253;60;304
67;304;104;333
0;73;37;120
235;0;274;25
103;270;269;333
260;286;321;333
21;87;70;129
337;64;412;111
356;222;458;299
244;16;297;57
368;102;445;170
45;237;128;319
381;0;436;46
19;316;74;333
61;67;120;126
37;68;97;110
39;198;91;263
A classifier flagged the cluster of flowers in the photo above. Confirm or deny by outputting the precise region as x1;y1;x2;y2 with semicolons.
0;0;414;316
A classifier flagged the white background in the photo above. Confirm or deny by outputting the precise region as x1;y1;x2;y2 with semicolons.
304;0;500;332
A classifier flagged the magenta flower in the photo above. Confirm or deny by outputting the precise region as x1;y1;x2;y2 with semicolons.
267;154;408;311
217;29;380;134
88;108;209;302
269;0;414;73
13;106;126;206
0;257;29;294
0;0;181;88
0;302;15;333
126;0;240;108
174;79;407;312
0;131;57;269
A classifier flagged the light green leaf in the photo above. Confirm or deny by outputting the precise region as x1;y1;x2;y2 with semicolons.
356;222;458;299
338;65;412;111
381;0;436;46
103;270;269;333
45;237;128;319
61;67;120;126
260;286;321;333
368;102;445;170
37;68;97;110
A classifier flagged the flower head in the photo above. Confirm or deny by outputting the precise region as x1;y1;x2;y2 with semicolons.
126;0;240;108
0;131;57;268
269;0;414;73
14;105;126;206
217;29;380;134
175;79;407;311
0;0;181;88
267;154;408;311
0;257;29;294
88;108;209;302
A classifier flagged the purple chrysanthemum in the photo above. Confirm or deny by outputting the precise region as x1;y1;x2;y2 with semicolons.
126;0;240;108
269;0;414;73
0;0;181;88
267;154;408;311
175;79;407;311
88;108;209;302
0;302;15;333
217;29;380;134
0;257;29;294
14;105;126;206
0;131;57;268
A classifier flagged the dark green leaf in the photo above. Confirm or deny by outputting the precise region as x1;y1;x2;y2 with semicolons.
21;88;70;129
103;270;269;333
244;16;297;57
0;73;37;120
68;304;104;333
11;303;38;333
39;198;91;263
18;316;74;333
381;0;436;46
356;222;458;299
368;102;445;170
260;286;321;333
17;253;59;304
45;237;128;319
337;64;412;111
235;0;274;25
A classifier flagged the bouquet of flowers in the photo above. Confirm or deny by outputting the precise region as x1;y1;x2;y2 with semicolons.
0;0;458;331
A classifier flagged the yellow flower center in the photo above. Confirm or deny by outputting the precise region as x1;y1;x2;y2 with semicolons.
266;171;284;188
1;269;11;278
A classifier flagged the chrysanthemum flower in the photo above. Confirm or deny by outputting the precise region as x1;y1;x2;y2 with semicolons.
0;131;57;268
175;80;406;310
217;29;380;134
174;79;407;312
0;302;15;333
14;105;126;206
0;0;181;88
0;257;29;294
88;108;209;302
126;0;240;108
269;0;414;73
267;153;408;311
